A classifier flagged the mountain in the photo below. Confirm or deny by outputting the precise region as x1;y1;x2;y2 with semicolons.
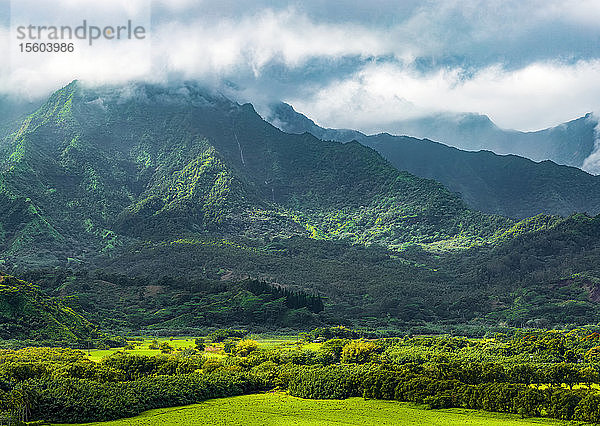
0;274;116;345
267;103;600;219
0;80;505;269
4;81;600;332
383;112;599;171
268;104;599;169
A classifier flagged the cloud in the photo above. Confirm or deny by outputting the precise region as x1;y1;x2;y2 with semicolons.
151;8;389;77
2;0;151;98
582;116;600;174
288;60;600;132
0;0;599;130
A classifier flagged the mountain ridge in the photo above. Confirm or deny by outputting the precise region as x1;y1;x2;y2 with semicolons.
267;102;600;219
0;80;507;269
3;81;600;332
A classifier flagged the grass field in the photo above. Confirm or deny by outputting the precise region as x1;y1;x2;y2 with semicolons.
58;393;572;426
86;337;199;361
86;335;306;361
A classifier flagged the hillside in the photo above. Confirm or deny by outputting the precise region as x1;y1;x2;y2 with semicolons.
12;212;598;332
0;80;505;270
0;274;115;345
267;102;600;218
2;82;600;332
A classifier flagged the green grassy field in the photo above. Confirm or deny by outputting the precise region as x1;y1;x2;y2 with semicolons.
86;335;305;361
58;393;573;426
86;337;198;361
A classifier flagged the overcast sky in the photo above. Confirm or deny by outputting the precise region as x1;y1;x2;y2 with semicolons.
1;0;599;131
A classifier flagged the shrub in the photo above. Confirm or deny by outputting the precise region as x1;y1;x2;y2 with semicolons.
341;340;378;364
235;340;259;357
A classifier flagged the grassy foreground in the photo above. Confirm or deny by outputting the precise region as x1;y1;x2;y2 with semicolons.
59;393;570;426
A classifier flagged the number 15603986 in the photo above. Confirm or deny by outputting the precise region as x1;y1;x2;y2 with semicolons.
19;42;75;53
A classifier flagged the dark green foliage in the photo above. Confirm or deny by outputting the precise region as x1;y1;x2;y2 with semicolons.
245;280;323;313
223;339;240;354
306;326;360;341
194;338;205;351
286;365;365;399
0;275;119;347
318;339;349;363
26;371;265;423
99;352;204;379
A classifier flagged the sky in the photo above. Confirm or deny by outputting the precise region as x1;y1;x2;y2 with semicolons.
1;0;600;132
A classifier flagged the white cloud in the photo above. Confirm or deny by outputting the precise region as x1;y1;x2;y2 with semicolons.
152;8;389;77
290;60;600;132
2;0;151;98
540;0;600;27
2;6;391;97
1;0;599;131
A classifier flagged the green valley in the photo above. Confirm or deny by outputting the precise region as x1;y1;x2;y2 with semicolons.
60;393;571;426
2;81;600;424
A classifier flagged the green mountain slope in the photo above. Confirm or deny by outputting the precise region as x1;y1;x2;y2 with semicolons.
366;135;600;219
267;102;600;219
4;81;600;332
0;274;114;345
0;81;506;269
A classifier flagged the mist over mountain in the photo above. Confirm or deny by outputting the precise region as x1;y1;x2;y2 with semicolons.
0;95;42;131
389;112;600;172
269;103;599;171
267;102;600;218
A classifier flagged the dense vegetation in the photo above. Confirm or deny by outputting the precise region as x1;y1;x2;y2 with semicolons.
9;212;599;333
4;330;600;423
0;274;121;348
2;81;600;338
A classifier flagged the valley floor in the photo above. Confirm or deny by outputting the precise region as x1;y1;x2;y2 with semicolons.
58;393;573;426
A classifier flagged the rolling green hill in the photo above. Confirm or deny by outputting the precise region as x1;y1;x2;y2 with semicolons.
0;274;116;346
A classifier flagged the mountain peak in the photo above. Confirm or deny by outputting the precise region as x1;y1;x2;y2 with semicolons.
266;102;318;134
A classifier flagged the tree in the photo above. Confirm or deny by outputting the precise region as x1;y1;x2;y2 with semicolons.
585;346;600;363
235;339;259;357
159;342;173;354
340;340;377;364
581;366;599;389
319;339;349;364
